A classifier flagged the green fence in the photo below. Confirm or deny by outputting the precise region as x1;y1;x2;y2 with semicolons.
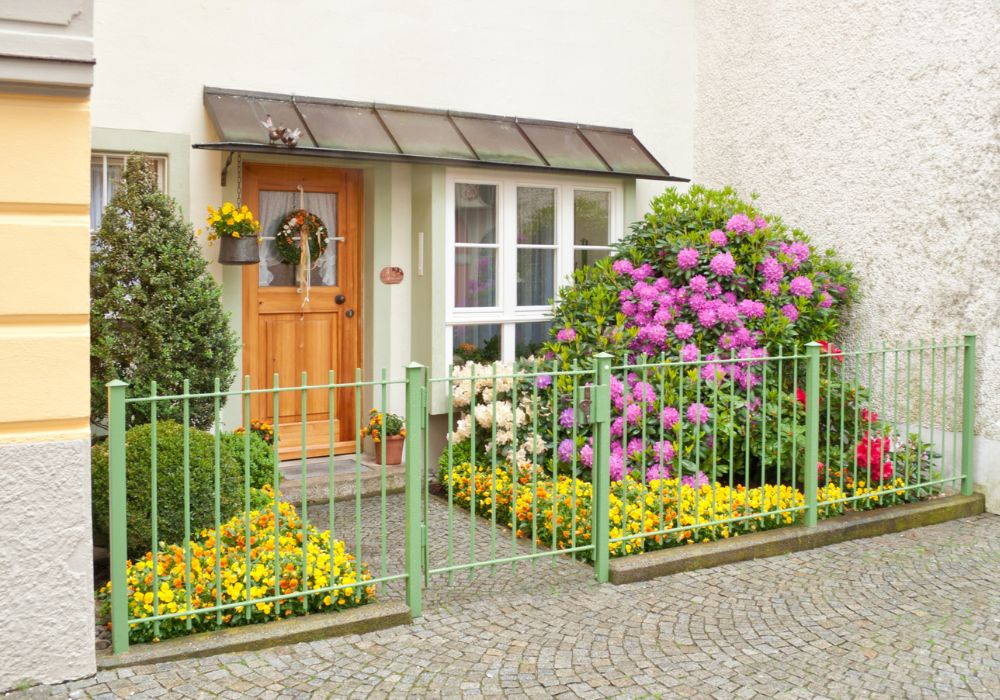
424;361;603;581
105;371;418;654
423;336;977;583
105;336;977;653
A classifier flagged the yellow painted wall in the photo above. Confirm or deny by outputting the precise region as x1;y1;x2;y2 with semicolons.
0;93;91;443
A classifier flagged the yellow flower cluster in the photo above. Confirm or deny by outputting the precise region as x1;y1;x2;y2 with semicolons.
441;462;909;560
202;202;261;241
98;485;375;644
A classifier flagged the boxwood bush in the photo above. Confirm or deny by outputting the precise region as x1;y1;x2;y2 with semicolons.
92;421;242;557
220;430;277;491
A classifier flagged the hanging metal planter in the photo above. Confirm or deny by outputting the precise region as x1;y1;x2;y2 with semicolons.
218;235;260;265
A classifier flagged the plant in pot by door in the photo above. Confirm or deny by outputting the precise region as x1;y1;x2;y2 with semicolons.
360;409;406;465
204;202;261;265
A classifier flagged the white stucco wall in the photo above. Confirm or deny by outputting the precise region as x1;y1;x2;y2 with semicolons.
693;0;1000;510
0;441;94;689
91;0;695;413
91;0;695;243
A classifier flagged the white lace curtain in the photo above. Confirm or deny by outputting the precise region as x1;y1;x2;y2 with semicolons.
257;190;338;287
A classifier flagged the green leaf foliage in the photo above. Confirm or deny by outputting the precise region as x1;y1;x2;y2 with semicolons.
220;431;278;491
90;155;239;429
91;421;242;558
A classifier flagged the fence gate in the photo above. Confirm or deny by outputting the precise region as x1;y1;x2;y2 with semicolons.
409;359;612;598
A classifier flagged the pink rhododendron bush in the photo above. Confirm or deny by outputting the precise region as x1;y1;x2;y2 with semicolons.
548;186;856;362
441;186;940;506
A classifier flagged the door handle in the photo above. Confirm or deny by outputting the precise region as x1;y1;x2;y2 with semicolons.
345;309;354;318
335;294;346;304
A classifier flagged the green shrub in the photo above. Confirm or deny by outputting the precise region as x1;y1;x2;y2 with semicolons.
91;421;242;557
438;437;474;483
90;155;239;429
220;431;277;491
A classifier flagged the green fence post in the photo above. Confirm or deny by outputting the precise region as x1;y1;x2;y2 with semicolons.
107;379;129;654
961;334;976;496
592;352;612;583
804;342;820;526
404;362;425;617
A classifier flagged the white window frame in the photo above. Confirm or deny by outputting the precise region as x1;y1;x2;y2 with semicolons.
91;152;168;234
445;168;624;364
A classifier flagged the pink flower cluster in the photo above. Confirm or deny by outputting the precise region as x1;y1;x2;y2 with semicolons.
615;270;770;390
559;371;727;483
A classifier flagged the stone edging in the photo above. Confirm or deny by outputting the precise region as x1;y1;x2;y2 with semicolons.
95;601;411;669
608;493;986;585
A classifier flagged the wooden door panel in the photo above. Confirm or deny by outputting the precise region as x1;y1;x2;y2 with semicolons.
242;164;363;459
302;313;340;417
262;315;299;421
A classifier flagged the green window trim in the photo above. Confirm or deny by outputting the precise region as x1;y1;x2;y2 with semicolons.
91;127;191;218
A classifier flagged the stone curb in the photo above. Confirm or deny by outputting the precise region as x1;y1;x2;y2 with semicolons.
95;601;411;670
608;493;986;585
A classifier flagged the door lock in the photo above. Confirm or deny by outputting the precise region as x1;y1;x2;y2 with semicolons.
345;309;354;318
335;294;346;304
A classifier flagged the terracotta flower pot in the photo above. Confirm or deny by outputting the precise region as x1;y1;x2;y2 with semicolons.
376;434;405;466
218;235;260;265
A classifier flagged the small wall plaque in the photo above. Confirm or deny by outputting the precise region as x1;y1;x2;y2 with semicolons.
380;266;404;285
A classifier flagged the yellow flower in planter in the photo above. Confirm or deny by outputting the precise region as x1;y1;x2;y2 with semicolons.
205;202;260;242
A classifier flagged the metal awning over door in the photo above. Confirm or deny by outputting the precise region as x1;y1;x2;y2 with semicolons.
195;87;686;181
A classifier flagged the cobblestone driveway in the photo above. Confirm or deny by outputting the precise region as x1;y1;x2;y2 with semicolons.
15;513;1000;699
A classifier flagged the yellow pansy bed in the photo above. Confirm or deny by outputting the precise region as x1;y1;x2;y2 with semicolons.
97;485;375;644
440;461;911;561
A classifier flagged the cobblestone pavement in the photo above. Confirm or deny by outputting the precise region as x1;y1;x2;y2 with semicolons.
18;512;1000;699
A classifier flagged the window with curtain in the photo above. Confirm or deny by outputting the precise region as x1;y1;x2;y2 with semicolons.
90;154;166;233
257;190;338;287
447;172;622;365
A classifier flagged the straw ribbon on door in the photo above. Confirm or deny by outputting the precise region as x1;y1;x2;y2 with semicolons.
296;184;311;306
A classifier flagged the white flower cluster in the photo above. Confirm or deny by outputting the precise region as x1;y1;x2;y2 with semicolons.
448;361;547;462
450;361;515;408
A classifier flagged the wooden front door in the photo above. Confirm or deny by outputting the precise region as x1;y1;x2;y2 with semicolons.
242;164;362;458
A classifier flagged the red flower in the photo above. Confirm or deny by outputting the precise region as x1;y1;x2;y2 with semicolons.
870;461;894;482
860;408;879;424
818;340;843;363
796;387;807;406
856;432;893;480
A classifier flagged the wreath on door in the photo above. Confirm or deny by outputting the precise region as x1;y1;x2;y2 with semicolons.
274;209;329;265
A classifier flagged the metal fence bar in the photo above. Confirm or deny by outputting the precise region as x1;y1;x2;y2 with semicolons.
804;342;820;526
299;371;309;613
271;373;281;618
962;334;976;496
182;379;192;631
212;378;222;627
592;352;612;583
107;379;129;655
151;381;161;638
242;376;252;621
405;362;425;617
379;368;389;593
